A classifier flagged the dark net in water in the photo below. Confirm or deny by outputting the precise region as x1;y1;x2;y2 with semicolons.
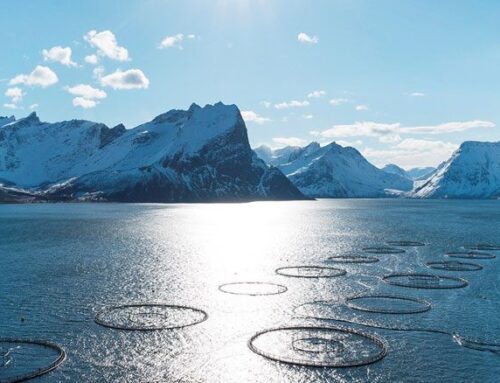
326;255;379;264
275;266;346;278
386;241;425;247
362;246;405;254
426;261;483;271
0;339;65;383
383;273;468;289
248;326;387;367
95;303;208;331
345;294;431;314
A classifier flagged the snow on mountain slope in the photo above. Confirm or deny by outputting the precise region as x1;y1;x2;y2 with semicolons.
382;164;410;179
0;116;16;128
0;103;305;202
407;167;436;180
256;142;413;197
411;141;500;199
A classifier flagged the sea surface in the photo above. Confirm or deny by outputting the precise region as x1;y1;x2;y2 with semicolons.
0;200;499;382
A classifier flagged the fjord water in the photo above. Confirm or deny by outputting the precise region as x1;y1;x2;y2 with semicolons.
0;200;499;382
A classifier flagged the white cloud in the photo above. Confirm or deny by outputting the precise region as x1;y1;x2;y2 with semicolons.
99;68;150;90
355;104;369;111
66;84;106;99
363;139;459;168
72;97;97;109
272;137;306;147
42;46;76;67
29;103;39;110
3;103;18;109
241;110;270;124
297;32;318;44
316;119;495;142
329;98;349;106
302;114;313;119
337;139;363;148
402;120;494;134
84;54;99;65
260;101;271;108
307;90;326;98
84;30;129;61
409;92;425;97
274;100;309;109
5;87;24;103
158;33;196;49
9;65;58;87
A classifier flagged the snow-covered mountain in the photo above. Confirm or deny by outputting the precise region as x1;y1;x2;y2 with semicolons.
411;141;500;199
382;163;436;181
0;103;305;202
254;142;413;197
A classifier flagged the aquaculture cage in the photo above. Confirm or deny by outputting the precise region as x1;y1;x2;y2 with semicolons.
326;255;379;264
248;326;387;367
362;246;405;254
0;339;66;382
386;241;426;247
275;266;346;278
426;261;483;272
383;273;468;289
345;294;431;315
218;282;287;296
95;303;208;331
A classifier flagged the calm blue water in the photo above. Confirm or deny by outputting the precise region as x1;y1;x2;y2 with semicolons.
0;200;499;382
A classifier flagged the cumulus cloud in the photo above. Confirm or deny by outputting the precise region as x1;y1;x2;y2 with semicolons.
403;120;494;134
355;104;369;111
329;98;349;106
84;54;99;65
30;103;39;110
307;90;326;98
302;114;313;119
363;139;459;168
84;30;129;61
5;87;24;103
241;110;270;124
274;100;309;109
297;32;318;44
272;137;307;147
42;46;76;67
409;92;425;97
9;65;58;87
99;68;150;90
318;122;400;139
158;33;196;49
66;84;107;99
3;103;18;109
72;97;97;109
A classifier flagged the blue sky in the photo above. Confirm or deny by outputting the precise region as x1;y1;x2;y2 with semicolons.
1;0;499;168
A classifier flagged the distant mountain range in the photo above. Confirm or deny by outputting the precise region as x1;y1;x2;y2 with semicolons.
254;142;413;197
0;103;304;202
1;104;499;202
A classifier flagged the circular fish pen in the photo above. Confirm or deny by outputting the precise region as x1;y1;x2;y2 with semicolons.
0;339;65;383
276;266;346;278
383;273;468;289
95;303;208;331
248;326;387;367
446;251;496;260
362;246;405;254
219;282;287;296
386;241;425;247
426;261;483;272
326;255;379;264
464;244;500;251
345;294;431;315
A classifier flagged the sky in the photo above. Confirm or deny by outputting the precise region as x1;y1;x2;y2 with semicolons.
1;0;500;169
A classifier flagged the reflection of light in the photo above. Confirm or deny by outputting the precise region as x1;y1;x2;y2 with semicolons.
193;202;297;282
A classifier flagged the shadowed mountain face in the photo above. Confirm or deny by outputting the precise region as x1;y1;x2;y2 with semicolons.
412;141;500;199
0;103;305;203
255;142;413;198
